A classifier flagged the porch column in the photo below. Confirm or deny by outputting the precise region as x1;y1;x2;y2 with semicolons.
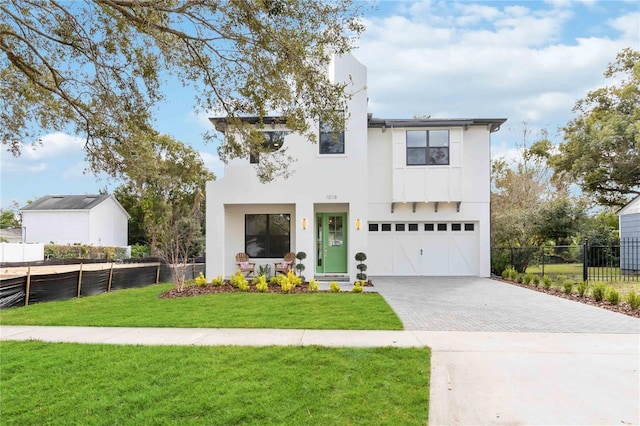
295;203;314;278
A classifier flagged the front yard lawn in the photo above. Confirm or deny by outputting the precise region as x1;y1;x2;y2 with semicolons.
1;341;430;425
0;283;403;330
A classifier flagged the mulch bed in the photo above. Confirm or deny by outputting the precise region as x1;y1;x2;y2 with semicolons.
496;278;640;319
159;280;374;299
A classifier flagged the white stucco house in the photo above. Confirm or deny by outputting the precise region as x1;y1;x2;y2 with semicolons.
20;194;129;246
617;195;640;274
206;54;506;280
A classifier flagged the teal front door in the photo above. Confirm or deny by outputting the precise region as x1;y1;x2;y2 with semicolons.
316;213;347;274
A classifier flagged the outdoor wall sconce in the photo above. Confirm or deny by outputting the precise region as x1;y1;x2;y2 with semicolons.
355;218;362;230
301;218;308;230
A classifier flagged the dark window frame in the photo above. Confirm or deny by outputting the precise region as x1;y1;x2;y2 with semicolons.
406;130;450;166
319;111;345;154
369;223;379;232
244;214;291;258
381;223;392;232
250;131;287;164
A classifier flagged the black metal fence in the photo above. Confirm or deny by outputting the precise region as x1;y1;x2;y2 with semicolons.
0;262;205;310
492;238;640;282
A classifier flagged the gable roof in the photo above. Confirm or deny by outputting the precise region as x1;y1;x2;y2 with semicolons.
617;194;640;216
20;195;130;218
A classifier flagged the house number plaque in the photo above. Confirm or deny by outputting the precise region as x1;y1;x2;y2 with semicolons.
326;194;338;200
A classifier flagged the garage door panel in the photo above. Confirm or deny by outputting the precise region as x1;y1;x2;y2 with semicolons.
449;235;478;276
393;234;422;275
368;222;479;276
368;234;392;275
423;235;449;275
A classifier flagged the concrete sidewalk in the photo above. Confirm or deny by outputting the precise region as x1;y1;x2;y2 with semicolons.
2;326;639;425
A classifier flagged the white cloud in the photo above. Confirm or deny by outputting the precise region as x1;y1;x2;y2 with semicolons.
609;12;640;40
358;1;632;138
21;132;84;160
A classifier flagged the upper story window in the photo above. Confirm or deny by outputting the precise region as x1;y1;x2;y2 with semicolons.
406;130;449;165
319;111;345;154
250;131;286;164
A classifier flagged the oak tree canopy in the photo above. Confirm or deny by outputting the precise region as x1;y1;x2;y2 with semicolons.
1;0;364;181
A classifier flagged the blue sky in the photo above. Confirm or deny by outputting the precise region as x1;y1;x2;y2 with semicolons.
1;0;638;210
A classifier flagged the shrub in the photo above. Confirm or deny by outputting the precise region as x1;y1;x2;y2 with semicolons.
508;269;518;281
562;280;573;295
237;279;249;292
352;280;365;293
605;287;619;305
516;274;524;284
555;275;566;286
287;270;302;287
230;270;248;289
255;275;268;293
257;264;271;278
576;281;588;297
270;276;281;286
592;283;606;302
542;276;553;289
329;281;341;293
295;252;307;279
523;274;533;285
130;243;149;258
281;279;294;293
210;275;224;286
532;275;540;287
355;252;368;281
625;291;640;310
195;272;207;287
308;278;319;293
501;268;511;280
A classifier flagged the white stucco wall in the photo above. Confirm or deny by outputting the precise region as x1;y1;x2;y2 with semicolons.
89;197;129;246
207;54;369;278
206;53;497;278
22;210;90;244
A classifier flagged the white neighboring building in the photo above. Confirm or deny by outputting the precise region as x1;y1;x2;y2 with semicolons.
617;195;640;273
206;54;506;279
20;195;129;246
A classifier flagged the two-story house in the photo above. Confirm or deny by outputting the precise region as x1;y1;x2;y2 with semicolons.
206;54;505;279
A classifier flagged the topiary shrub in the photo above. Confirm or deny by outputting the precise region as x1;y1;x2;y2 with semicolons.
295;252;307;279
355;252;368;281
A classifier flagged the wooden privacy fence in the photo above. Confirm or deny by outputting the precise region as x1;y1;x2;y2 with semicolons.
0;262;205;309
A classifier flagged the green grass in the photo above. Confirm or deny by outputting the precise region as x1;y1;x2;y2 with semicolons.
0;284;403;330
0;341;430;425
525;264;640;296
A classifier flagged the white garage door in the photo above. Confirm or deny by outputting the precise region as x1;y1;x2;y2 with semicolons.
368;222;479;276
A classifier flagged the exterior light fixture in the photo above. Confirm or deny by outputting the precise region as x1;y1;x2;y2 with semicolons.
301;218;308;230
355;218;362;230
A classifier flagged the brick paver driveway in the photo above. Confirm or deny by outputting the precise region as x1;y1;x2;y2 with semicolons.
372;276;640;333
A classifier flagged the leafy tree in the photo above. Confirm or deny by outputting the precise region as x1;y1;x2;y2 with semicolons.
0;208;20;229
551;48;640;207
491;129;588;272
113;134;213;289
1;0;364;181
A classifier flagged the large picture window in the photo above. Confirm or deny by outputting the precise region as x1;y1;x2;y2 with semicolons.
319;111;345;154
245;214;291;258
406;130;449;165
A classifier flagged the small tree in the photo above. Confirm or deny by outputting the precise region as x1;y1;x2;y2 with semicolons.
355;252;367;281
295;251;307;280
